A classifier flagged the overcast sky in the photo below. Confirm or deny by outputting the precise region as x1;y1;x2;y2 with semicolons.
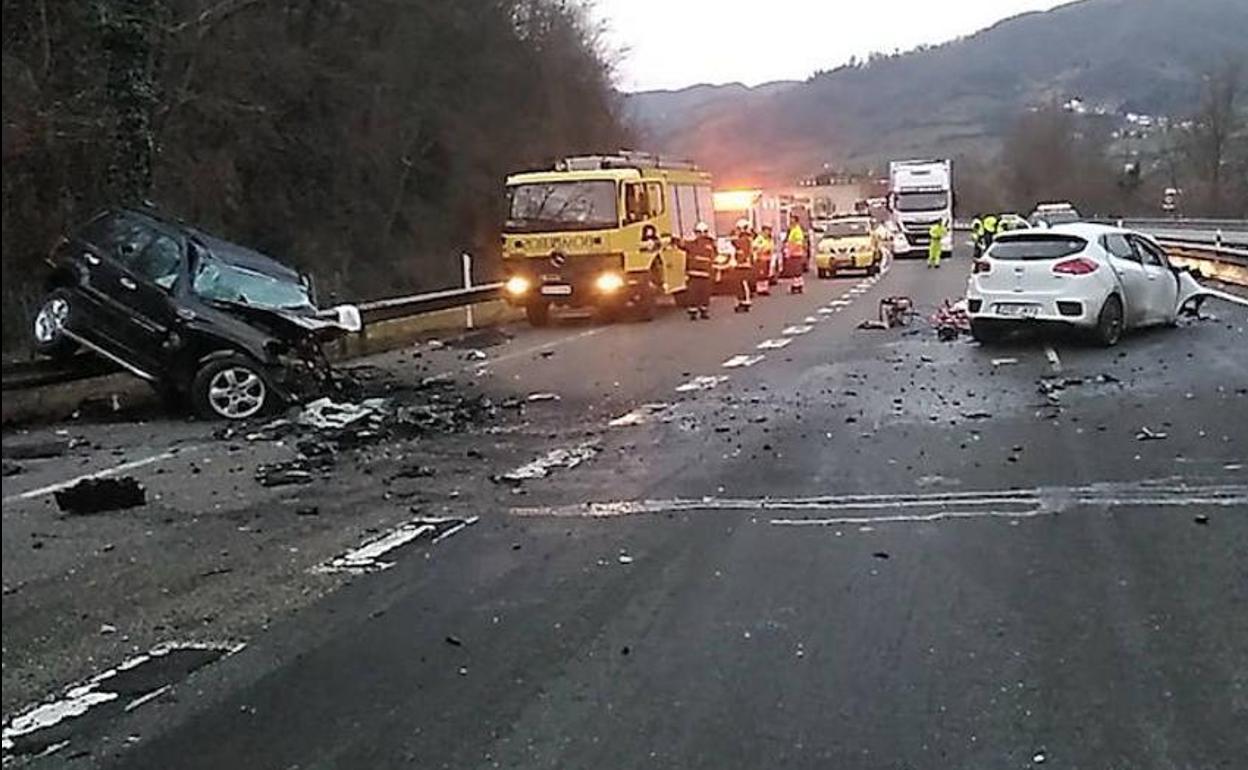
597;0;1072;92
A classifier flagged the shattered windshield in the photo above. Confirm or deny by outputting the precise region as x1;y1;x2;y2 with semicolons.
505;181;618;232
192;258;313;311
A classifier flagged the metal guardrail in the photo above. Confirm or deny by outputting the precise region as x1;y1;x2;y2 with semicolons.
2;282;505;392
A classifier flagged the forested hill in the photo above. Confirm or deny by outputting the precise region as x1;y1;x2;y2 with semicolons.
624;0;1248;183
2;0;630;350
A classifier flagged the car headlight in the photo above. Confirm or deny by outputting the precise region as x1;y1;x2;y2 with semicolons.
505;275;531;296
595;272;625;293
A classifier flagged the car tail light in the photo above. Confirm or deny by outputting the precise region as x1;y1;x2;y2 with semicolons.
972;259;992;274
1053;257;1098;275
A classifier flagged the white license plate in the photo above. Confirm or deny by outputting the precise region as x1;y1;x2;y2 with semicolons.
995;303;1040;318
541;285;572;296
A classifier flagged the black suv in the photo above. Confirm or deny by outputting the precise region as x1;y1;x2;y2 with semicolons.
33;209;357;420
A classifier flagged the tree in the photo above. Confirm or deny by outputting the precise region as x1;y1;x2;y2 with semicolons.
1186;58;1245;216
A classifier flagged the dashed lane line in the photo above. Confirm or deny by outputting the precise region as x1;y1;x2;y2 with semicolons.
722;354;766;369
757;338;793;349
782;325;814;336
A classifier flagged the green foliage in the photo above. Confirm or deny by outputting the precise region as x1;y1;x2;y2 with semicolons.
2;0;630;352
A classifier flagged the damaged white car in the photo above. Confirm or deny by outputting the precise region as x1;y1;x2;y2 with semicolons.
966;223;1210;345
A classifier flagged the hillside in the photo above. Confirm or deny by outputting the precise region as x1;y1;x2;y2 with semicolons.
624;0;1248;182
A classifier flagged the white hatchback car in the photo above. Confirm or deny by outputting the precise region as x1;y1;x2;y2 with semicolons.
966;223;1208;346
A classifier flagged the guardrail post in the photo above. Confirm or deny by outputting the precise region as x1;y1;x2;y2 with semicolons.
462;252;475;330
1216;229;1223;249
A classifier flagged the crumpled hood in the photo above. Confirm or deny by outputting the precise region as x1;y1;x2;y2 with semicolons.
214;302;362;342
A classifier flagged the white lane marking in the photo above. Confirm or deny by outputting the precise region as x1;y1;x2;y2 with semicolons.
817;308;836;315
829;299;852;307
722;354;765;369
509;481;1248;520
3;447;200;504
782;325;814;336
2;641;243;757
462;327;604;372
499;442;601;483
314;523;435;574
1044;345;1063;373
757;338;793;350
675;375;729;393
432;515;480;544
608;403;672;427
840;292;853;300
849;287;867;295
803;316;821;324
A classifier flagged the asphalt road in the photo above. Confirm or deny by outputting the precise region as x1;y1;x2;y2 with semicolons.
3;248;1247;769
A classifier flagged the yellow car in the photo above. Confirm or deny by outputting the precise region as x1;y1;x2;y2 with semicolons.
815;215;880;278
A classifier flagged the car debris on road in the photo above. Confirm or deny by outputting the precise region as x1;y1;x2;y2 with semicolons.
53;477;147;514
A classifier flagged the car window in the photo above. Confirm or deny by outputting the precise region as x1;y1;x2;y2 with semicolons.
1131;236;1169;268
84;214;154;263
987;235;1086;260
1102;234;1138;262
131;234;183;289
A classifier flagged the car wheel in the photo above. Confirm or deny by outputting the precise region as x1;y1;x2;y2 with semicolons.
525;301;551;327
32;289;79;360
970;319;1007;344
867;263;880;276
191;354;275;421
1092;295;1124;347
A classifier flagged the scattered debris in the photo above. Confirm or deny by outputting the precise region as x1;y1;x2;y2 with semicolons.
525;392;561;403
392;464;437;479
461;349;488;361
872;552;890;560
617;554;635;565
425;340;445;350
2;460;23;477
608;403;671;427
312;516;479;574
1193;514;1210;526
961;411;993;420
497;442;601;483
991;358;1018;367
445;635;463;647
1136;427;1169;441
857;319;889;330
255;459;316;487
930;298;969;340
3;438;70;460
295;506;320;517
297;397;389;431
880;296;917;328
99;624;117;635
54;477;146;515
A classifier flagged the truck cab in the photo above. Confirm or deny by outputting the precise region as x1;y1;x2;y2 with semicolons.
502;152;714;325
888;159;953;259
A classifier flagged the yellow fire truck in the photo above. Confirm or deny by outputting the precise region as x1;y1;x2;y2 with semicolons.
501;152;715;326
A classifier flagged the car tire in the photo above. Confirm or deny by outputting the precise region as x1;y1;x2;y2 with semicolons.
190;353;276;421
970;319;1007;344
867;263;880;276
32;288;80;360
525;301;550;327
1092;295;1124;347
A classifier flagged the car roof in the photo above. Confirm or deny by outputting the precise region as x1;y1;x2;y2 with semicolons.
118;208;303;282
995;222;1118;241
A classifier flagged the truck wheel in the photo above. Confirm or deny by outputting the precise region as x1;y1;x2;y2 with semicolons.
191;353;275;421
867;262;880;276
32;289;80;360
525;301;551;327
1091;295;1124;347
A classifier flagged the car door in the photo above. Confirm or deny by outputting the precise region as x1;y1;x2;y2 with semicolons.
1100;233;1151;327
1129;235;1180;325
75;213;157;350
111;229;185;370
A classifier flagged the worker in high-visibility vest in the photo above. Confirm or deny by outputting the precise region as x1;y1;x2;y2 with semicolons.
731;219;754;313
982;214;999;249
971;216;985;258
752;226;775;296
784;215;806;294
677;222;716;320
927;219;948;268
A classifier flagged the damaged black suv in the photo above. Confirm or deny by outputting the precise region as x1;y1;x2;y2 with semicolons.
32;209;359;420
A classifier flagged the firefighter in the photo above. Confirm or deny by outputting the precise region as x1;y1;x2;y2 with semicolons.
677;222;716;320
927;218;948;268
752;225;776;296
731;219;754;313
784;214;806;294
971;216;985;258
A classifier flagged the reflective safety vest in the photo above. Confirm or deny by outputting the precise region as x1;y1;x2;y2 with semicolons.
752;234;775;263
983;215;999;234
929;221;948;243
680;235;716;278
971;218;984;237
785;225;805;258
